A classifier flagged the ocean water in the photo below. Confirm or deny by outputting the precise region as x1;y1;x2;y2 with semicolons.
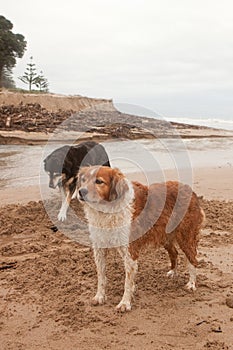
114;102;233;131
165;116;233;131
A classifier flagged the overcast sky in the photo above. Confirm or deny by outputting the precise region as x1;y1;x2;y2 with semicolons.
2;0;233;119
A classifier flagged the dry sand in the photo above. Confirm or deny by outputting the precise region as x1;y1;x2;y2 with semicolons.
0;165;233;350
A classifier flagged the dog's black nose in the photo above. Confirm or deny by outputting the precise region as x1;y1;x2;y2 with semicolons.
49;182;55;189
79;188;88;199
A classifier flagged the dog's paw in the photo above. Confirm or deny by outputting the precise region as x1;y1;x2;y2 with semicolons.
58;211;67;222
167;269;177;278
186;281;196;291
116;300;132;312
91;294;106;306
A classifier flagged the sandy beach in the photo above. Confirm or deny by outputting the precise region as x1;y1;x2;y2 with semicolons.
1;146;233;350
1;94;233;350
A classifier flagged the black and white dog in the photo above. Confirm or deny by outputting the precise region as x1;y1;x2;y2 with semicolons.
44;141;110;221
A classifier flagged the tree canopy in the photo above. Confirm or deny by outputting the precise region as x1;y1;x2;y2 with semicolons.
0;15;27;87
2;67;15;89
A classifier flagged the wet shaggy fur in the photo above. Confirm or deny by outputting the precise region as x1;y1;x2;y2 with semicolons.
44;141;110;221
77;166;205;312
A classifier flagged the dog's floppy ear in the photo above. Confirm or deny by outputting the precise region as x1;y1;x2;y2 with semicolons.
109;168;129;201
75;167;89;188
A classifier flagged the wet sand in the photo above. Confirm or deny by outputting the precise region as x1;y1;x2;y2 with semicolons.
1;165;232;206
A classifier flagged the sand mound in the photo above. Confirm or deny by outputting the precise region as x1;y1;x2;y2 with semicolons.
0;198;233;349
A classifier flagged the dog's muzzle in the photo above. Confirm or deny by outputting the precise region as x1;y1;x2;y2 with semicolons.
49;181;56;189
49;175;62;189
78;188;88;201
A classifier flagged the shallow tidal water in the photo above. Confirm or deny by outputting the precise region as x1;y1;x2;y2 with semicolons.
0;137;232;189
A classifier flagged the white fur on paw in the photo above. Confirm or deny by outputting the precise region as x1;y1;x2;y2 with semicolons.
116;300;132;312
167;269;177;278
92;294;105;306
58;211;67;222
186;281;196;291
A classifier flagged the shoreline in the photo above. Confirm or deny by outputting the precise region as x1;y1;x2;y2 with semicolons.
1;165;232;207
1;128;233;146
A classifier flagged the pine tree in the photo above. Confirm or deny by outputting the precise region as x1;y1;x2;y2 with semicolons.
35;71;49;92
18;56;38;91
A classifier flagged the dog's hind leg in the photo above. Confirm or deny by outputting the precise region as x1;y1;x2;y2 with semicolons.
176;233;198;291
92;248;107;305
116;247;138;312
164;242;178;278
186;260;197;291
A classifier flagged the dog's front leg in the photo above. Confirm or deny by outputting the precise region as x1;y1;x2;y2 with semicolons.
58;189;71;221
92;248;107;305
116;247;138;312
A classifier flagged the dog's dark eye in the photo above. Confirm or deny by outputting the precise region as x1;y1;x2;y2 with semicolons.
81;176;86;182
95;178;104;185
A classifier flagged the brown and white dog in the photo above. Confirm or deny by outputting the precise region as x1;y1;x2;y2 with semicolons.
77;166;205;312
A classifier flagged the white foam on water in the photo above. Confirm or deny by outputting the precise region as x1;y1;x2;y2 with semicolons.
166;117;233;131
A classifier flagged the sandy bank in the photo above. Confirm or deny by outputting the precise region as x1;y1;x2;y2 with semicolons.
1;91;233;144
0;90;113;112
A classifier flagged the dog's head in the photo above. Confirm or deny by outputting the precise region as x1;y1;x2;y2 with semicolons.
77;166;131;206
44;146;72;189
44;155;64;189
